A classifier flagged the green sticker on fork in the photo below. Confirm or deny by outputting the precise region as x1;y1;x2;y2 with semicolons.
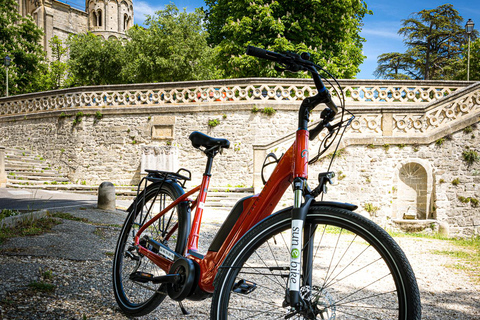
291;248;300;258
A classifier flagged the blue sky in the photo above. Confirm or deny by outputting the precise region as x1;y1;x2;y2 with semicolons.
132;0;479;79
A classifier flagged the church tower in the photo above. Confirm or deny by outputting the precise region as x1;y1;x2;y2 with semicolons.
86;0;134;39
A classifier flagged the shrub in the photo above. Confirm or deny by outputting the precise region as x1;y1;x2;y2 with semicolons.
462;150;479;166
261;107;276;116
363;203;380;215
208;119;220;128
435;138;445;146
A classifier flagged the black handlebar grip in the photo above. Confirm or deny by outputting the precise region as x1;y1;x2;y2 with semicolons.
326;100;339;115
246;45;268;59
246;45;283;63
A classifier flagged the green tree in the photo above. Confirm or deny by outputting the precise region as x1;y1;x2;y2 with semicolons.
0;0;46;95
67;33;126;86
47;36;70;89
205;0;371;79
122;4;217;83
453;38;480;81
395;4;470;80
374;52;412;79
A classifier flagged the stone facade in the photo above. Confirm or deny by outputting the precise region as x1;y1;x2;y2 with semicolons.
0;79;479;237
16;0;133;60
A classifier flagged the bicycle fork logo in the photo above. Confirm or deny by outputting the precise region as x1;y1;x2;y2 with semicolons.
289;220;303;288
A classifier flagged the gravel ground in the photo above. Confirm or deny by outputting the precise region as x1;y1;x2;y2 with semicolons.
0;206;479;319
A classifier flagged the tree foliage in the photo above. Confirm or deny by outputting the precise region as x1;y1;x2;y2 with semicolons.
376;4;478;80
205;0;371;79
47;36;70;89
66;4;216;86
67;33;126;86
374;52;412;79
0;0;46;95
122;5;218;83
453;39;480;81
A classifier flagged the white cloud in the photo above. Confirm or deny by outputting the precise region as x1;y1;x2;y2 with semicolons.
133;1;164;25
361;28;400;39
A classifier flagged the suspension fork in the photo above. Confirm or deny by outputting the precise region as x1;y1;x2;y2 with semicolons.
289;177;315;308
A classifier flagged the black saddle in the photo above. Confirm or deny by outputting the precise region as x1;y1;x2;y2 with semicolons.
189;131;230;150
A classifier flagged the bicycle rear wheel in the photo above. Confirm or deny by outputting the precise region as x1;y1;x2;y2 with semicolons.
211;205;421;319
113;181;190;316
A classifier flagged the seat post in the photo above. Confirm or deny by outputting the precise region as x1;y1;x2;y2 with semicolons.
204;155;214;176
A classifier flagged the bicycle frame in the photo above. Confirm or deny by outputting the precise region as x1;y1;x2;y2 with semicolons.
134;128;310;294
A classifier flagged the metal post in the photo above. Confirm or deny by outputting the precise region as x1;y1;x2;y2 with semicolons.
4;55;10;97
467;34;471;82
465;19;475;81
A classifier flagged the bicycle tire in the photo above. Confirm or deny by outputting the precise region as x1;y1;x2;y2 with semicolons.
113;180;190;316
211;205;421;320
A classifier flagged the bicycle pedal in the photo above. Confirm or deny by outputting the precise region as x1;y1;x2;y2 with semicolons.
232;279;257;294
129;271;154;283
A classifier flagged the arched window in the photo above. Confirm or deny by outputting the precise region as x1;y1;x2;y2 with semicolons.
124;13;128;31
92;10;98;27
98;9;103;27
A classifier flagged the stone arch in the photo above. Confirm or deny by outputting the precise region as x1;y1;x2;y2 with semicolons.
393;159;434;220
97;9;103;26
91;10;98;27
123;13;128;30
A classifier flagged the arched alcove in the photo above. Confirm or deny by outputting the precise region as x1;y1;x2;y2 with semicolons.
398;163;428;219
393;159;434;220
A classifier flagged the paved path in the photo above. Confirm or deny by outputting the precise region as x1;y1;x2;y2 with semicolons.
0;202;479;319
0;188;131;211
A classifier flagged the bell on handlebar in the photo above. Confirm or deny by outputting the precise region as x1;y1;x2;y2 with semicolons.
300;52;310;61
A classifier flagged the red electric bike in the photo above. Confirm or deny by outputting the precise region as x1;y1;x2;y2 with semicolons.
112;46;421;319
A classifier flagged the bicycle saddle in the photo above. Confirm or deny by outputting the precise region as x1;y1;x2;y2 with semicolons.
189;131;230;150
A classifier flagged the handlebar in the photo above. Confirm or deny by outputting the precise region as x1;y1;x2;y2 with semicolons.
246;45;338;140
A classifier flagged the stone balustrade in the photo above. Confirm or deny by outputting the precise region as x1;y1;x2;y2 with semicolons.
0;79;472;117
0;79;479;237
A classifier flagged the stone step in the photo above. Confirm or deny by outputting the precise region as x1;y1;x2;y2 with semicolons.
4;148;34;156
5;156;45;164
5;164;54;171
7;174;69;181
6;183;96;191
8;177;70;185
5;170;63;176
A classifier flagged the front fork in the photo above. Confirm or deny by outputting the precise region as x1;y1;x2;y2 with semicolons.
288;177;315;309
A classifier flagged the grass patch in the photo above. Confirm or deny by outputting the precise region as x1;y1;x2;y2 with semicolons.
432;236;480;283
0;217;61;245
28;281;56;293
0;209;21;221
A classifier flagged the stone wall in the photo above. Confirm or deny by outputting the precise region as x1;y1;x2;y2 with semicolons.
308;129;480;237
0;79;479;237
0;103;298;186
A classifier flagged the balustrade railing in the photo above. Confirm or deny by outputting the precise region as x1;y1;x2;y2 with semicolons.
0;79;472;117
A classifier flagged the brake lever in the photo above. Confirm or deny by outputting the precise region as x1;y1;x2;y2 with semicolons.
309;172;335;198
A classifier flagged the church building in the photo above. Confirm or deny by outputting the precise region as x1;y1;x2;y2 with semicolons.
16;0;134;60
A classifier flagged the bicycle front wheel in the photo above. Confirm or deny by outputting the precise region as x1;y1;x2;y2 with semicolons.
211;205;421;320
113;181;190;316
